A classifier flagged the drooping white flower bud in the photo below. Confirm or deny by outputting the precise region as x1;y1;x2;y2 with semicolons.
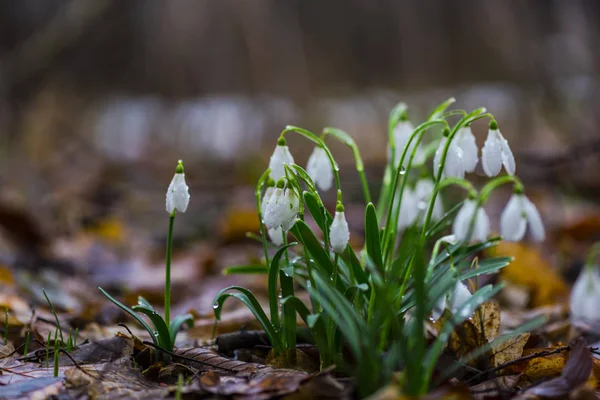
330;203;350;254
306;146;333;192
481;120;515;177
457;125;478;173
397;187;418;231
268;137;295;181
414;178;444;225
570;264;600;329
453;198;490;242
389;114;425;168
263;180;299;232
500;191;545;242
166;160;190;214
433;129;464;179
432;279;473;321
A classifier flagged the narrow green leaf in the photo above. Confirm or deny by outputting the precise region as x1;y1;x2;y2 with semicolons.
137;296;154;310
388;102;408;134
132;305;172;350
427;97;456;121
268;243;296;329
303;191;331;234
291;165;317;193
364;203;384;272
98;287;158;347
291;221;337;282
459;257;513;280
169;314;194;346
213;286;280;352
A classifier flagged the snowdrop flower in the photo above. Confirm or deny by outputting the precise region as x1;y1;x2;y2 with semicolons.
433;129;464;179
268;226;284;246
432;279;473;321
306;146;334;192
481;120;515;177
330;203;350;254
570;264;600;329
457;125;478;173
397;188;418;230
260;184;275;216
268;137;295;181
166;160;190;214
263;180;299;231
500;191;545;242
390;117;425;168
453;198;490;242
414;178;444;225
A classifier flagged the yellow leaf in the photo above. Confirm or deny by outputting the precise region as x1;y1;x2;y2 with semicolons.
487;242;567;307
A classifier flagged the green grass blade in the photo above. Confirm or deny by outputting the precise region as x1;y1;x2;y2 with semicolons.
223;265;268;275
136;296;154;310
268;243;296;329
459;257;513;279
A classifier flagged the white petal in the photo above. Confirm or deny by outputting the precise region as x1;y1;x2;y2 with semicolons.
281;189;299;231
263;188;286;229
453;200;477;241
458;127;478;173
393;121;415;168
500;195;527;241
330;211;350;253
414;179;443;224
497;131;516;175
522;196;545;242
398;188;417;230
261;187;274;216
166;173;190;213
268;226;284;245
432;295;447;321
481;130;503;177
443;140;465;179
570;266;600;327
449;280;472;314
268;145;295;181
472;207;490;242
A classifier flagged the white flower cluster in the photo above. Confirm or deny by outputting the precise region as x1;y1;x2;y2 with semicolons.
432;279;472;321
433;121;514;179
397;178;444;230
263;138;349;252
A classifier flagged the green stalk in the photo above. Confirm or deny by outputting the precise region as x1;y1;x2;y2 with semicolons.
165;213;175;327
280;233;296;351
53;334;59;377
23;331;30;356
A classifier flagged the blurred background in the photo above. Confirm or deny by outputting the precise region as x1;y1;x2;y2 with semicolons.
0;0;600;284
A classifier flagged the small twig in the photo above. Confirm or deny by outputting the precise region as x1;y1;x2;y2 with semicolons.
466;346;570;384
142;341;237;372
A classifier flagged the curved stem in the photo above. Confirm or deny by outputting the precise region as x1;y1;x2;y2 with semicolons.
479;175;522;204
165;213;175;326
585;242;600;270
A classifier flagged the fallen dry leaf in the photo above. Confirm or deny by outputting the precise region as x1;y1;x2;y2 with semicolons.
488;242;568;307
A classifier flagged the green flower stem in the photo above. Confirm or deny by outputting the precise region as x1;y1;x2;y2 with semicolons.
327;253;340;352
382;120;447;267
280;232;296;350
282;126;341;195
256;170;272;268
322;127;371;204
479;175;522;203
165;212;175;327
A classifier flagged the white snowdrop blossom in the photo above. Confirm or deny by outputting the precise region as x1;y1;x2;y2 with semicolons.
570;265;600;329
306;146;334;192
397;188;418;230
457;126;478;173
166;167;190;214
330;209;350;254
432;280;473;321
500;193;545;242
414;178;444;225
268;226;284;246
453;199;490;242
433;136;464;179
268;142;295;181
263;186;299;231
390;120;425;168
261;186;274;216
481;125;515;177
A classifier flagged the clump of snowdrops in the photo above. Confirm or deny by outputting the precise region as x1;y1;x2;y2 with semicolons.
213;98;546;397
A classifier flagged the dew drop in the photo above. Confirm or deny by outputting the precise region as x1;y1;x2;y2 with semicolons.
212;304;219;310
